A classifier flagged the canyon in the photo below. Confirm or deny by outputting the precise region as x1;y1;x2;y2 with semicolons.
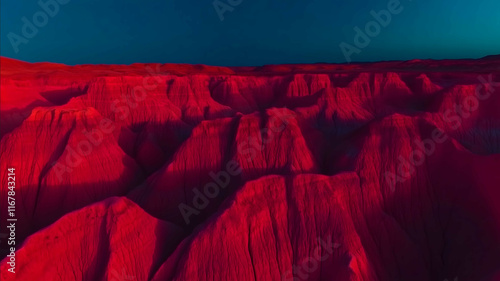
1;56;500;280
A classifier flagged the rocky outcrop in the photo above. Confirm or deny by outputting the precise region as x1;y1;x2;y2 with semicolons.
1;56;499;280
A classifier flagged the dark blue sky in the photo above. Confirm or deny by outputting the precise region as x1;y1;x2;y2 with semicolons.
1;0;499;66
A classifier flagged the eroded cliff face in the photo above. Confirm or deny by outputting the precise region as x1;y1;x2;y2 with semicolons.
1;56;499;281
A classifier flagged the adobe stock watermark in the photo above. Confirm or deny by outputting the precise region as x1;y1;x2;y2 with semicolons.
7;0;71;54
213;0;243;21
282;235;341;281
339;0;408;63
178;110;295;225
51;66;169;182
385;74;500;192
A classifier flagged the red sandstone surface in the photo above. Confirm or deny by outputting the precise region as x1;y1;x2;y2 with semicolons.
1;56;500;280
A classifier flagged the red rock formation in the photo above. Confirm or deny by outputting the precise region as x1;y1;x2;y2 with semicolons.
1;56;499;280
0;197;183;281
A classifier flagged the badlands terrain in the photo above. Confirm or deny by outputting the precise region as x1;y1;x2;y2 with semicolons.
1;56;500;280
